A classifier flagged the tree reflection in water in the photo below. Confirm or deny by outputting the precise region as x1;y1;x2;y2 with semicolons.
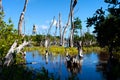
96;53;120;80
26;51;120;80
66;58;83;75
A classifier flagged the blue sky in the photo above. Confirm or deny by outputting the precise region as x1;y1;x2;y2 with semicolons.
3;0;108;37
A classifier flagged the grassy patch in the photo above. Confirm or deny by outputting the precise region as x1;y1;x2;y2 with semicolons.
24;46;104;55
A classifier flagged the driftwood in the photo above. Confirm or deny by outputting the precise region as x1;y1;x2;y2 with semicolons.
15;41;30;54
4;41;17;66
4;40;30;66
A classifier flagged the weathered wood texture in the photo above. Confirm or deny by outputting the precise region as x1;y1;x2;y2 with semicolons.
4;40;30;66
18;0;28;35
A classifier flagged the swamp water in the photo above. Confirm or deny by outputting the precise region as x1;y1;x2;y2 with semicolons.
26;51;107;80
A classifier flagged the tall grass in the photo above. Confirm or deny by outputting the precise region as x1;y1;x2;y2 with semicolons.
24;46;104;55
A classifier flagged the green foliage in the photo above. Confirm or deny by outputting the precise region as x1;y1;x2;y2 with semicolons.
25;46;103;55
73;17;82;43
0;65;55;80
30;34;60;46
73;17;82;36
86;1;120;54
31;34;45;46
0;12;24;69
104;0;118;4
74;17;82;30
82;32;96;43
0;12;18;59
74;35;80;42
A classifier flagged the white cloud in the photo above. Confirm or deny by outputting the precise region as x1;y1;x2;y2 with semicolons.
40;25;48;30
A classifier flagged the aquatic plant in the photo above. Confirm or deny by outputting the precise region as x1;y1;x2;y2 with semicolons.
24;46;104;55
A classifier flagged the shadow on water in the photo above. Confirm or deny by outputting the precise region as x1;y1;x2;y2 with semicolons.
26;51;120;80
96;53;120;80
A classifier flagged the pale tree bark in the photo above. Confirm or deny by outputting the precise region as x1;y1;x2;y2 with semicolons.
0;0;3;12
70;0;73;47
47;16;55;35
44;39;48;48
62;0;77;47
0;0;2;9
55;21;58;37
4;40;30;66
62;14;70;46
18;0;28;35
62;13;70;46
44;16;55;48
53;20;58;45
77;41;83;57
59;13;63;46
69;0;77;47
52;20;58;45
4;41;17;66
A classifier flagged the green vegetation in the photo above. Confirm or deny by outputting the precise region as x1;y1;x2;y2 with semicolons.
1;65;55;80
0;12;20;67
24;46;105;55
86;0;120;58
0;11;28;65
0;0;120;79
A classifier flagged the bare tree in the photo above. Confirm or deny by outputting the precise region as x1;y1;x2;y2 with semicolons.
0;0;2;9
69;0;77;47
62;0;77;47
53;20;58;45
47;16;55;35
70;0;74;47
59;13;63;46
44;16;55;48
0;0;3;12
18;0;28;35
62;13;70;46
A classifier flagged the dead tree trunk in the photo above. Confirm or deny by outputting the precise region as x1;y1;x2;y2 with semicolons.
0;0;3;12
4;40;30;66
62;10;71;47
15;41;30;53
0;0;2;9
4;41;17;66
62;0;77;47
59;13;63;46
18;0;28;35
69;0;74;47
69;0;77;47
53;21;58;45
44;16;55;48
47;16;55;36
